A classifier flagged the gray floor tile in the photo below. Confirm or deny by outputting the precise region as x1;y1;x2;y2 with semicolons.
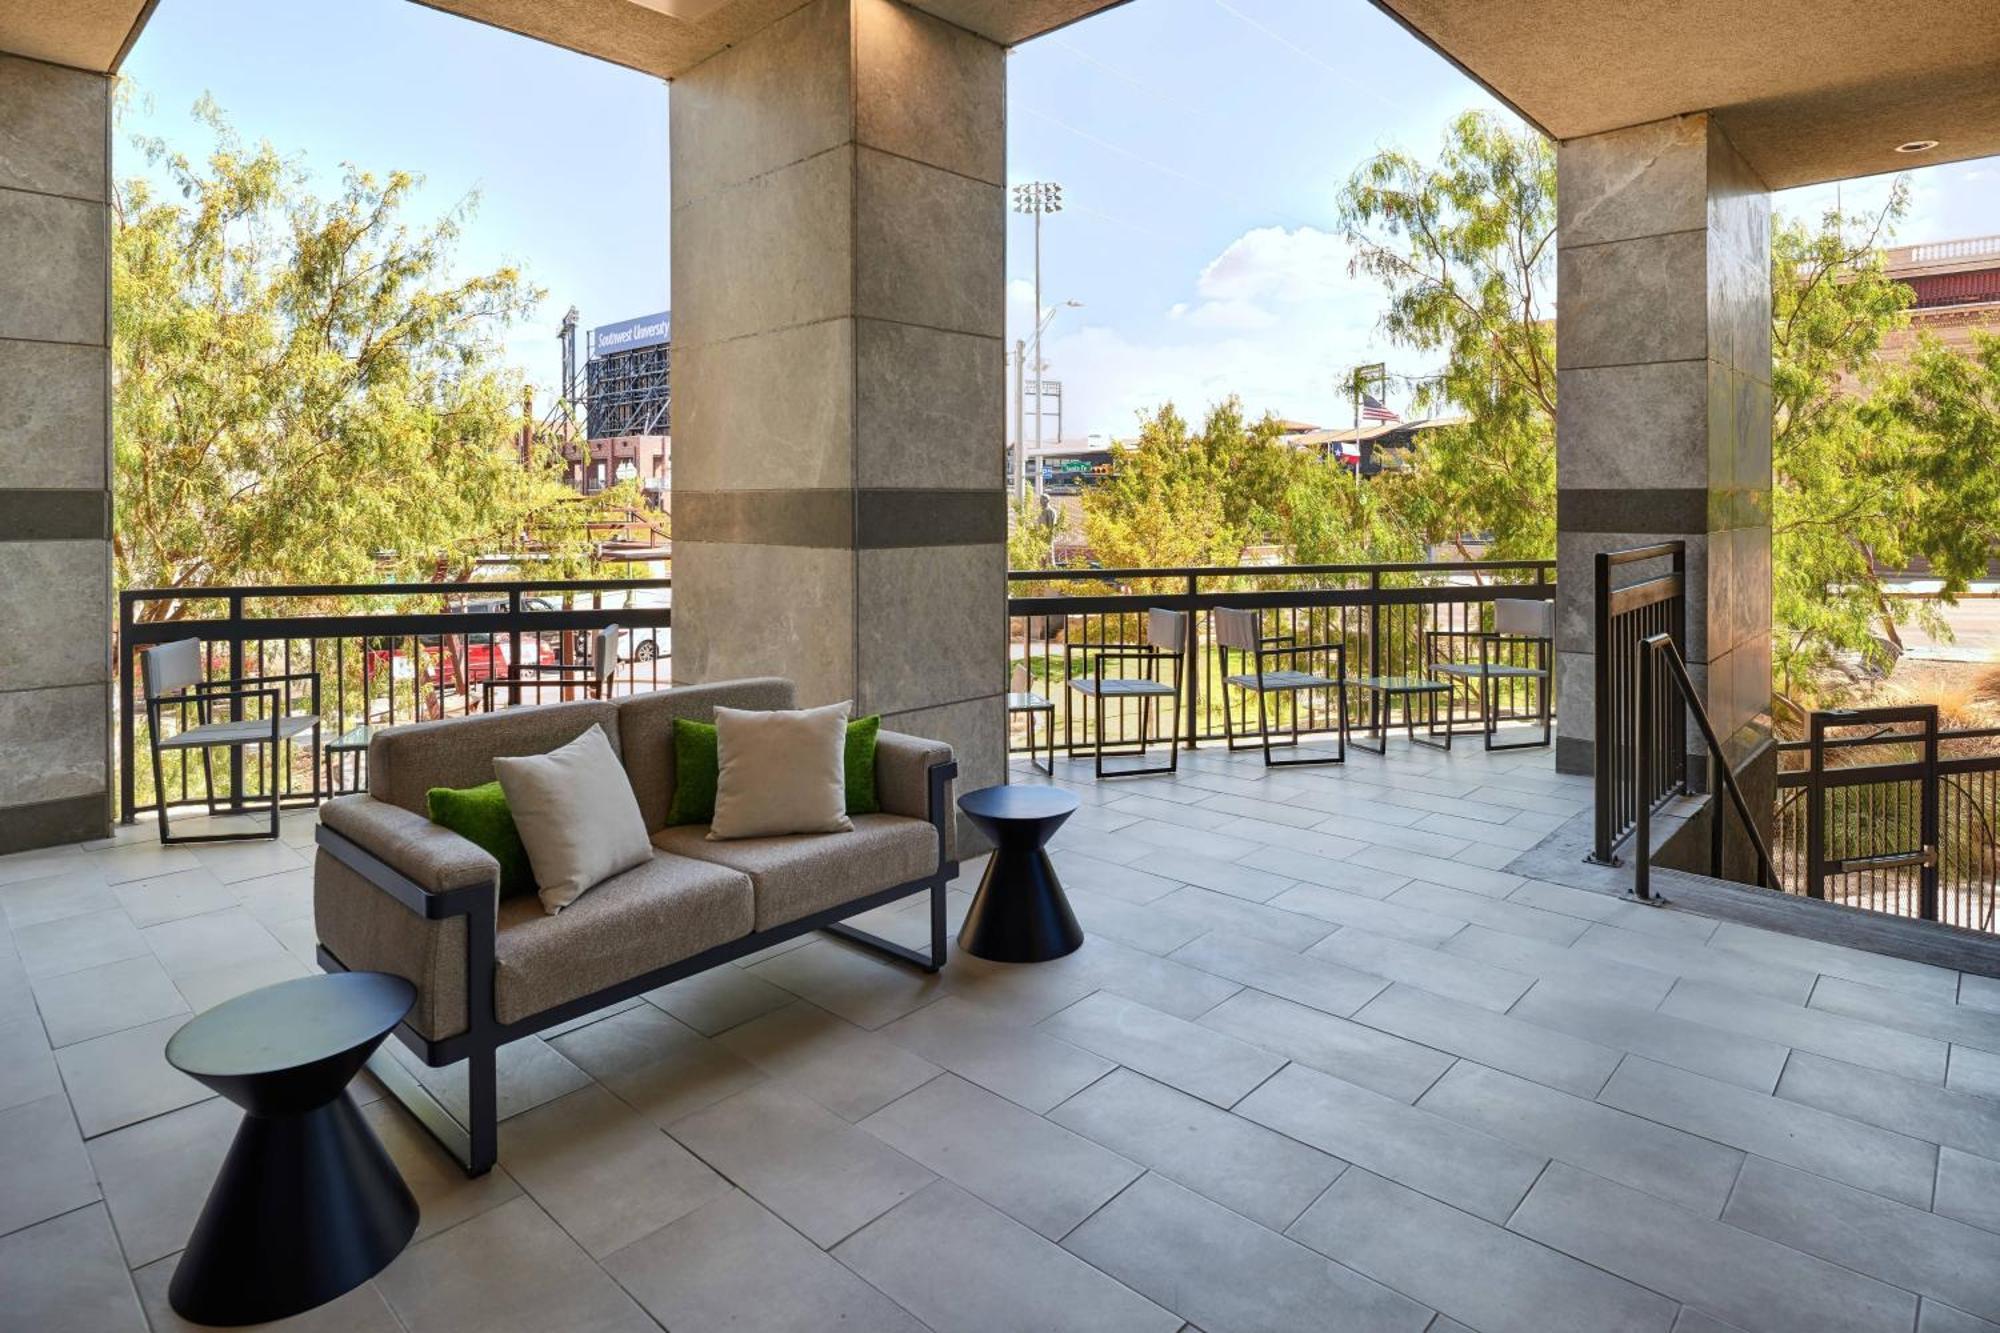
1237;844;1409;899
1065;1172;1431;1333
1084;935;1249;1020
31;954;189;1049
14;907;148;980
1151;885;1336;950
548;1002;765;1128
1310;929;1532;1012
360;1099;524;1243
0;1092;100;1236
1198;988;1453;1103
88;1094;239;1267
0;1204;147;1333
141;908;287;980
133;1253;403;1332
1170;931;1388;1018
0;866;116;930
1037;991;1283;1108
1813;974;2000;1056
1603;1056;1938;1207
1215;815;1371;864
1051;850;1184;904
837;1179;1181;1332
0;1011;63;1110
0;845;93;888
1314;811;1470;859
1441;924;1678;1009
232;866;316;928
603;1189;925;1333
1724;1155;2000;1322
189;836;306;884
878;994;1112;1113
1961;973;2000;1014
1066;886;1210;955
1388;879;1586;944
1949;1044;2000;1100
1268;883;1467;944
861;1074;1140;1239
1105;793;1245;830
1661;978;1948;1082
1454;841;1524;869
1936;1146;2000;1235
1510;979;1792;1092
387;1035;591;1126
1924;1303;2000;1333
112;867;239;929
747;936;946;1029
1510;1163;1916;1333
1193;790;1339;829
670;1080;933;1247
1415;811;1546;851
376;1195;654;1333
54;1014;211;1136
1234;1063;1546;1222
501;1083;731;1259
1572;922;1818;1002
1708;920;1960;1000
1503;878;1629;922
1289;1167;1676;1333
1116;819;1264;863
1051;1068;1344;1231
1130;850;1297;903
1672;1310;1752;1333
171;950;312;1015
1354;984;1621;1096
1779;1050;2000;1161
1416;1061;1743;1216
87;843;200;886
717;1000;941;1121
1347;845;1525;898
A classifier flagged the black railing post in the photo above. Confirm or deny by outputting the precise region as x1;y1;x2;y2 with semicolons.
1922;712;1941;921
1592;550;1614;863
227;593;245;811
508;588;523;709
118;592;137;824
1806;715;1827;899
1183;572;1200;752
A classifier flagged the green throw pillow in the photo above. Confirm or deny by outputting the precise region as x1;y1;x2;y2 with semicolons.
667;714;880;825
426;780;534;899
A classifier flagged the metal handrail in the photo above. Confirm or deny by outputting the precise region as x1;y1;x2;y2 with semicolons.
1632;632;1780;902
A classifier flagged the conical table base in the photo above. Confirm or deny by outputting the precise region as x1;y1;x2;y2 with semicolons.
957;785;1085;963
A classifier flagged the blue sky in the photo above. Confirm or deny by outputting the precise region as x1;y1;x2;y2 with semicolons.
122;0;2000;439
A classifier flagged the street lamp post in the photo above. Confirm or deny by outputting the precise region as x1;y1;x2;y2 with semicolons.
1012;180;1062;499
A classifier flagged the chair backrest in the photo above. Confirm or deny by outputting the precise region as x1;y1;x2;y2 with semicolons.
1493;598;1554;639
593;625;620;687
140;639;202;702
1147;608;1189;654
1213;607;1261;654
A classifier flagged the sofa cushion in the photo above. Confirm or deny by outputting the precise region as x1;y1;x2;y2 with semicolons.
314;846;473;1041
613;679;795;833
652;814;938;932
710;701;853;840
492;852;753;1026
368;700;622;816
494;724;652;915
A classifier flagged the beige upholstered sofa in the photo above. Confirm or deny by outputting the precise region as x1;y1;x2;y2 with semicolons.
311;678;957;1175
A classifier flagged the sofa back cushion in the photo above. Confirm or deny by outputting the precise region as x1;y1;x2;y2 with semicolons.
614;678;794;832
368;700;622;815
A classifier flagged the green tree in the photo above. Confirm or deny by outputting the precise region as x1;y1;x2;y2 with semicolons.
1337;111;1557;561
114;100;631;618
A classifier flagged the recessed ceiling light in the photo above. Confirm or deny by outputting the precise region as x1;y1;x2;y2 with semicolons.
1895;139;1941;154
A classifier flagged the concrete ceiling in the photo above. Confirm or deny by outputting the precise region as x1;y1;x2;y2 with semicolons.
12;0;1994;191
1372;0;2000;188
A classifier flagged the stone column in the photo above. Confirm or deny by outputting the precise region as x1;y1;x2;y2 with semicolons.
668;0;1006;798
0;53;114;853
1553;113;1774;869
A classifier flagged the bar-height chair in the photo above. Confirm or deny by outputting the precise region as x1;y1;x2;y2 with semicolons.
1425;598;1554;750
1064;608;1188;779
479;625;619;711
141;639;321;844
1215;607;1347;766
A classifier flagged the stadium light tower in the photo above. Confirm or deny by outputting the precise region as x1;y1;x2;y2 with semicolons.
1012;180;1063;497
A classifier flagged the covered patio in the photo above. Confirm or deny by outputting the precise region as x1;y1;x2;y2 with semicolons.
9;737;2000;1331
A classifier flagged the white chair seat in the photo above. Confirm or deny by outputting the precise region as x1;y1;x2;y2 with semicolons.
157;713;320;750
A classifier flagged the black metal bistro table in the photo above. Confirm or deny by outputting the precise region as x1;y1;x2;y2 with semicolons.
956;784;1084;962
165;972;420;1326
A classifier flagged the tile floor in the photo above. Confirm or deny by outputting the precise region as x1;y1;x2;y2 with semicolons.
5;734;2000;1331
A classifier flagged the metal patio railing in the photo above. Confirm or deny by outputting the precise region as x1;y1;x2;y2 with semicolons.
117;579;671;822
1590;542;1689;864
1004;560;1556;756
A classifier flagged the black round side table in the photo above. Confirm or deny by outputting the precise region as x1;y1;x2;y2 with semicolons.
957;784;1085;963
165;971;420;1327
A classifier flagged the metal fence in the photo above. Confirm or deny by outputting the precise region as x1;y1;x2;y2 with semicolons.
1005;560;1556;756
118;579;672;822
1590;542;1689;864
1774;708;2000;931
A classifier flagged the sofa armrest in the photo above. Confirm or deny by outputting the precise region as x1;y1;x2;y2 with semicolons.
318;794;499;896
875;730;956;862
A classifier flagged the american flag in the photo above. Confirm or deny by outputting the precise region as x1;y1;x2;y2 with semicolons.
1360;392;1399;423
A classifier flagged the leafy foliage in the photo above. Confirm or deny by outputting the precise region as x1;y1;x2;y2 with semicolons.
113;100;633;619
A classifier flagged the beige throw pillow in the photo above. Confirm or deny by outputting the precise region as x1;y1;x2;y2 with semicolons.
709;701;853;840
492;724;652;915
